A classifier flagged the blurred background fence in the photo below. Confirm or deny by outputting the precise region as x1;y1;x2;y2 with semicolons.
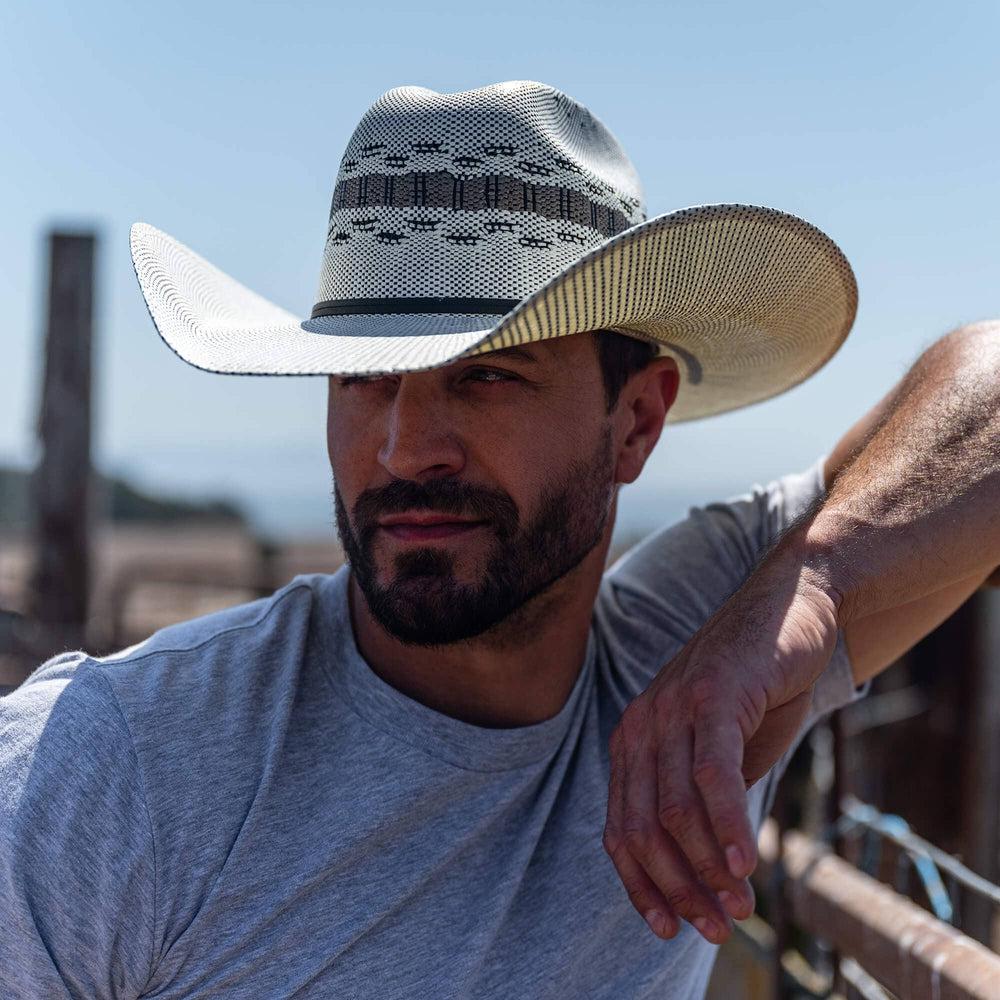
0;230;345;690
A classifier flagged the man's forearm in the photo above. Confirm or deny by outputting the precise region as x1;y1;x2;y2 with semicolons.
603;322;997;945
792;321;1000;624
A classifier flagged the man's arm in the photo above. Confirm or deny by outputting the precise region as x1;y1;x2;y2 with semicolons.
818;333;1000;685
602;320;1000;946
0;657;156;999
813;320;1000;609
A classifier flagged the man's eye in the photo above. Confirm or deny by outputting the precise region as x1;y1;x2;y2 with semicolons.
464;367;518;383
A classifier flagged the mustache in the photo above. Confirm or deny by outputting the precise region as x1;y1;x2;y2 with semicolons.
352;478;520;541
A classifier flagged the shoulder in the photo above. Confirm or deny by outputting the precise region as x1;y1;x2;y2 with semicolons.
1;652;138;808
4;571;343;797
98;572;330;670
1;655;145;865
0;572;346;994
88;572;335;714
603;455;829;628
0;653;157;996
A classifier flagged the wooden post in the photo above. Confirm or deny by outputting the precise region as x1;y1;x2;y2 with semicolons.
26;232;96;654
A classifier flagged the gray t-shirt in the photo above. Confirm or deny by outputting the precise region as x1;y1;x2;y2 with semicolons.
0;456;867;1000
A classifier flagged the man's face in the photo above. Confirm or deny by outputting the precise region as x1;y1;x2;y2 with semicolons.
326;332;620;646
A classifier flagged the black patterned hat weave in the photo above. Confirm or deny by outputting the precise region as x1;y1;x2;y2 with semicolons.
130;80;858;422
312;82;644;314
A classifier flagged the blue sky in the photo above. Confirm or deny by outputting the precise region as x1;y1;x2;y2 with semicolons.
2;0;998;538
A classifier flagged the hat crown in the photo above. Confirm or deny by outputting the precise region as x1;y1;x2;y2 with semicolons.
314;81;646;312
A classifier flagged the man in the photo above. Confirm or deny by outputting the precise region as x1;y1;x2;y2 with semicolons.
1;81;997;999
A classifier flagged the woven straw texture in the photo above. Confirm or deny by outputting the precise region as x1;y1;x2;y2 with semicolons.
316;81;644;303
130;81;858;423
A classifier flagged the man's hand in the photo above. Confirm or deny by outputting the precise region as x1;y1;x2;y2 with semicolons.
602;321;1000;946
602;553;840;945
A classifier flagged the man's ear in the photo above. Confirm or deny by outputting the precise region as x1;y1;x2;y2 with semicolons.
613;358;680;485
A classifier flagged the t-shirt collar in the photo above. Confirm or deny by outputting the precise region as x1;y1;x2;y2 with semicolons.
315;566;596;771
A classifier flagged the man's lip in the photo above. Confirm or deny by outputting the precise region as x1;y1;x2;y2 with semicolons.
378;513;482;527
378;520;485;542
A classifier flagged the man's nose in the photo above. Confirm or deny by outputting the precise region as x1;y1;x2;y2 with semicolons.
377;375;466;481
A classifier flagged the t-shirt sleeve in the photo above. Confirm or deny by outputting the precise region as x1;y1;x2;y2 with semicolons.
607;454;831;631
0;654;156;1000
604;454;869;807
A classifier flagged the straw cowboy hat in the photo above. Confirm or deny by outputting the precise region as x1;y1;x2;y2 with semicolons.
129;80;857;422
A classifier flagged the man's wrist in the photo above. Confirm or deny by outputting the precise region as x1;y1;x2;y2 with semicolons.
766;513;860;629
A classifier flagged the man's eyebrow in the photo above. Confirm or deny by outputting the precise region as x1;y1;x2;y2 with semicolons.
476;346;541;364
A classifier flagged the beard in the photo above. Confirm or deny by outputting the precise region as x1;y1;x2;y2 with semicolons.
333;425;615;646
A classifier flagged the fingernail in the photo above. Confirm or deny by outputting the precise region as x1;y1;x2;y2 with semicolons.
693;916;718;941
725;844;745;877
644;910;666;936
718;890;736;914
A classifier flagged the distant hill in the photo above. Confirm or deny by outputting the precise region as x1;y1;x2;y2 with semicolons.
0;465;246;529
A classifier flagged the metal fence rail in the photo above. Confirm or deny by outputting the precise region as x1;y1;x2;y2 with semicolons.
755;820;1000;999
837;795;1000;928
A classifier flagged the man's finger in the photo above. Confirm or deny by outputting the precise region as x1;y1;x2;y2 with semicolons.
690;706;756;881
651;725;753;927
627;740;732;941
607;843;680;939
604;728;678;938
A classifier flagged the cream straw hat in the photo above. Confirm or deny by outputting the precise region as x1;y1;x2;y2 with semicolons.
130;80;857;422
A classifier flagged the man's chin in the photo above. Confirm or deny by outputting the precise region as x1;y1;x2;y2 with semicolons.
356;573;507;646
372;553;486;593
369;600;500;647
381;574;461;602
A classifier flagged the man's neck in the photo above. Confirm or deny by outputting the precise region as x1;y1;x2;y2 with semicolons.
346;529;612;728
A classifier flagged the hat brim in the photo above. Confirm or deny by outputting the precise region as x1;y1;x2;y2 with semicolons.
130;204;857;423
